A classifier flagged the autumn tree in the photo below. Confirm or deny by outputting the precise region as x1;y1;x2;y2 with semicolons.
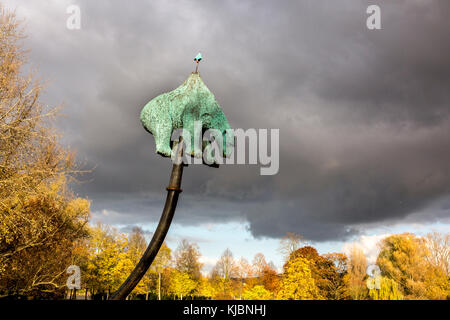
278;232;304;260
174;240;203;282
252;253;268;281
72;235;92;299
368;276;403;300
235;257;253;299
168;269;196;300
149;241;171;300
242;285;272;300
210;248;240;299
424;232;449;277
323;253;350;300
0;6;90;298
260;264;280;298
125;227;148;298
127;227;147;264
83;224;129;299
236;257;253;279
377;233;449;300
214;248;237;280
197;277;216;299
347;245;368;300
277;256;320;300
159;267;175;298
289;246;343;300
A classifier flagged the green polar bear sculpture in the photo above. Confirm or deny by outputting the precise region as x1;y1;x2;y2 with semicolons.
140;72;232;164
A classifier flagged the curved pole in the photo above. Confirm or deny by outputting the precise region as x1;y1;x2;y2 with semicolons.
110;138;185;300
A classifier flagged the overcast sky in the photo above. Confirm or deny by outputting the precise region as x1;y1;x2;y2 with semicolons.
5;0;450;268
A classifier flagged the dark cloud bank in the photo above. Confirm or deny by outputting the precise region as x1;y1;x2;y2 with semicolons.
13;0;450;241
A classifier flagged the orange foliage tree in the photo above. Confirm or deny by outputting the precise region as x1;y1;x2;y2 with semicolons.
0;6;90;298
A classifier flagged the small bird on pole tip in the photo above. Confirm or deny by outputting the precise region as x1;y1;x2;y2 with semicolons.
194;52;202;73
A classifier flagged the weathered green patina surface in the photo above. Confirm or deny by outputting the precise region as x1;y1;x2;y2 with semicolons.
140;72;231;163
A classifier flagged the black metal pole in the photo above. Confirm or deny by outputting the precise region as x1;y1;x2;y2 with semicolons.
110;138;185;300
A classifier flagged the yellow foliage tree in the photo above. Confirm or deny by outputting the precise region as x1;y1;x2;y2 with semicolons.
197;277;216;299
83;224;128;299
0;6;90;298
125;227;148;298
210;248;239;299
149;242;172;300
368;276;403;300
277;256;321;300
168;269;196;300
242;285;272;300
377;233;449;300
174;240;203;281
347;245;368;300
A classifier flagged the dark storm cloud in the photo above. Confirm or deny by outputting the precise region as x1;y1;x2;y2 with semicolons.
6;0;450;241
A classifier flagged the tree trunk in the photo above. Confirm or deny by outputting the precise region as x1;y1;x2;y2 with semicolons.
158;271;161;300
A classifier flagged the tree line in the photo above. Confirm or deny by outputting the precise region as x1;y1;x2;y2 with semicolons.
65;228;450;300
0;5;449;301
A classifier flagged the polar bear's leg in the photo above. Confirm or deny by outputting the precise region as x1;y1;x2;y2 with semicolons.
154;123;173;157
